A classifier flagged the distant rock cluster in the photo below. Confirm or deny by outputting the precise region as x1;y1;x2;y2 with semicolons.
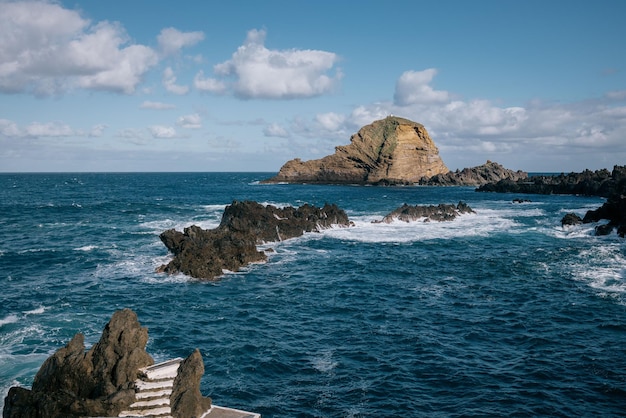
375;201;474;223
420;160;527;186
158;200;351;280
477;165;626;237
3;309;211;418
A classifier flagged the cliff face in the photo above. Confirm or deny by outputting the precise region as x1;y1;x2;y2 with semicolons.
265;116;449;184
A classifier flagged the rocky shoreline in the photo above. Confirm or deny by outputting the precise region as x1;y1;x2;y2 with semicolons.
478;165;626;237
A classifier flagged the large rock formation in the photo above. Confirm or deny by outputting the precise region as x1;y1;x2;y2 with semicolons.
263;116;449;184
158;200;351;280
375;201;474;223
3;309;215;418
420;160;527;186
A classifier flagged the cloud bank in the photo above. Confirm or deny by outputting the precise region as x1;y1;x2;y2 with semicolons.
198;29;342;99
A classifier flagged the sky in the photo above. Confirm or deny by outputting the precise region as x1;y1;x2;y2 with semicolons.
1;0;625;173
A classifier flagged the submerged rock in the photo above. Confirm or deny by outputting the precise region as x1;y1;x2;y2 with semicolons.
263;116;449;184
561;212;583;227
158;200;351;280
375;201;474;223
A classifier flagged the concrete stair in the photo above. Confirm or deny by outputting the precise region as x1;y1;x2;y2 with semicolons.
118;358;182;418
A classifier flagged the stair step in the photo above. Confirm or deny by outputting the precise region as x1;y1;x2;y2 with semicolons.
135;389;172;400
129;398;170;409
141;359;182;380
135;379;174;391
118;406;171;416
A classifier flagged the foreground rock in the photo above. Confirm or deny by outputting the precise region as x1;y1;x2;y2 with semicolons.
158;200;351;280
375;201;474;223
476;166;626;197
420;160;527;186
3;309;212;418
263;116;449;184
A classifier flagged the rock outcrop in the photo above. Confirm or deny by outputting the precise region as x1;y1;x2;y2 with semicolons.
476;166;626;197
582;195;626;237
3;309;216;418
158;200;351;280
374;201;474;223
263;116;449;184
420;160;527;186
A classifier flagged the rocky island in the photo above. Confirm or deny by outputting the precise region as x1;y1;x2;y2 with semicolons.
375;201;475;223
263;116;449;184
158;200;351;280
263;116;525;186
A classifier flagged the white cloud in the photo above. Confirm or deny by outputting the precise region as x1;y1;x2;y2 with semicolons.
0;119;108;139
394;69;450;106
211;28;342;99
315;112;346;131
89;124;107;137
162;67;189;95
140;100;176;110
149;125;179;138
157;27;204;56
176;113;202;129
193;70;227;94
0;1;158;95
263;123;289;138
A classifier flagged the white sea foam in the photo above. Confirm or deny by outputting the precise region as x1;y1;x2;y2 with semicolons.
322;210;517;243
0;314;19;327
23;307;46;315
74;245;98;252
310;349;337;373
569;243;626;301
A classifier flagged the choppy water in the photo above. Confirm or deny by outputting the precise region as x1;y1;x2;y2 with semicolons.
1;173;625;417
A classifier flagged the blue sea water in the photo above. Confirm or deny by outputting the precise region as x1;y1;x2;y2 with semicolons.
1;172;625;417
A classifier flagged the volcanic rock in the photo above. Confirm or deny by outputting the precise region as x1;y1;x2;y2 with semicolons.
3;309;153;418
263;116;448;184
476;166;626;197
421;160;527;186
3;310;218;418
561;213;583;227
375;201;474;223
158;200;351;280
583;195;626;237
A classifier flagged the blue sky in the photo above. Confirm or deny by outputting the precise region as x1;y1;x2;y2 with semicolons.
1;0;625;172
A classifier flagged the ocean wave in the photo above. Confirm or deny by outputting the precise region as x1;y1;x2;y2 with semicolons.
23;307;46;315
0;314;19;327
73;245;99;252
569;243;626;301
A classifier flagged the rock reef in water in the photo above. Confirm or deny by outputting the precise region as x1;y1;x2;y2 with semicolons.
158;200;351;280
375;201;474;223
476;166;626;197
263;116;449;184
420;160;527;186
478;165;626;237
2;309;211;418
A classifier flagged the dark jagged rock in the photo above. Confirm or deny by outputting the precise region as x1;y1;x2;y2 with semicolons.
582;195;626;237
171;349;212;418
3;310;220;418
3;309;153;418
561;213;583;226
158;200;351;280
477;166;626;197
513;198;532;203
420;160;527;186
374;201;474;224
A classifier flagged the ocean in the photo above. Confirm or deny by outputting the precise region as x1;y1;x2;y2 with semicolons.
1;172;625;417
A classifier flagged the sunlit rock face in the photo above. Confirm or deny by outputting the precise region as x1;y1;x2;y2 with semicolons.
264;116;449;184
